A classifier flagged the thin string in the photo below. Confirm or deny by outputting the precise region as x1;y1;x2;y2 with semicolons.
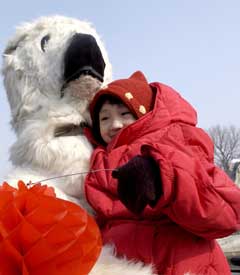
27;168;117;186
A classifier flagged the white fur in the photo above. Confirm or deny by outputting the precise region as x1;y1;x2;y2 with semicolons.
92;246;155;275
2;15;157;275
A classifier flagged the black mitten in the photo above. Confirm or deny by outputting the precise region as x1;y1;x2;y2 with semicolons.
112;155;162;214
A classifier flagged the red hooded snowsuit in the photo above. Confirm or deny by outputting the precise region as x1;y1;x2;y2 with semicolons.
85;82;240;275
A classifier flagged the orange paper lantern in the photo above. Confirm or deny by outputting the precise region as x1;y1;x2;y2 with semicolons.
0;181;102;275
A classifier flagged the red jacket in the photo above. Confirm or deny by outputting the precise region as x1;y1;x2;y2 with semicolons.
85;82;240;275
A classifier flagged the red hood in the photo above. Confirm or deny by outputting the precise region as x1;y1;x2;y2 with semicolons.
84;82;197;149
150;82;197;126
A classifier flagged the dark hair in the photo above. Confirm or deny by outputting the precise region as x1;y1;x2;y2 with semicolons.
91;94;125;145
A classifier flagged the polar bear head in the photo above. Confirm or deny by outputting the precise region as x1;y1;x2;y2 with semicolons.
2;15;112;134
1;15;112;179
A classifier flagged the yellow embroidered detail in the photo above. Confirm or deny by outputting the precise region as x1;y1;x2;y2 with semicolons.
139;105;146;114
125;92;133;100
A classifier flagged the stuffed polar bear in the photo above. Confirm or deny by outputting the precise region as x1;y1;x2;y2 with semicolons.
1;15;158;275
1;15;198;275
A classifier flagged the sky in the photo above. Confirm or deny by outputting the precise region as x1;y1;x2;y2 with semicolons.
0;0;240;180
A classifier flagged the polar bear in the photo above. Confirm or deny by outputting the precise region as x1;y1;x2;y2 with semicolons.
2;15;111;210
2;15;156;275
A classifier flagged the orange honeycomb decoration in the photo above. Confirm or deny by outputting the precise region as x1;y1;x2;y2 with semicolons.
0;181;102;275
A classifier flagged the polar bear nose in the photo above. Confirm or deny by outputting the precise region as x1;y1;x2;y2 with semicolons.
63;33;106;84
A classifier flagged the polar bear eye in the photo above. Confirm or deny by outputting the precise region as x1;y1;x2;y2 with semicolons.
40;34;50;52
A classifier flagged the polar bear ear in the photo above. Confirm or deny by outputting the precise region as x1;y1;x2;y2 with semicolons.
3;33;27;55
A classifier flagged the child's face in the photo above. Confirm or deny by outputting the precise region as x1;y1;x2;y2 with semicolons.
99;101;136;144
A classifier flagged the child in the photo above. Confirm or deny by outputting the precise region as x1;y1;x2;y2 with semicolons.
84;71;240;275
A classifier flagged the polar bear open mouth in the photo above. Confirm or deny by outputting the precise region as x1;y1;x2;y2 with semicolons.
60;33;105;98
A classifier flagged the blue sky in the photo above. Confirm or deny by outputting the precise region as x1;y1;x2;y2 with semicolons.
0;0;240;180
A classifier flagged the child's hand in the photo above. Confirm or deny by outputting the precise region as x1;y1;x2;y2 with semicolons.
112;155;162;214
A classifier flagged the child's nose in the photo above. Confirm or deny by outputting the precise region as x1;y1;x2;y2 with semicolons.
111;119;123;129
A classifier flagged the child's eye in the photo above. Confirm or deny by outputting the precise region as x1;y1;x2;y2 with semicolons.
121;112;131;116
100;116;109;121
